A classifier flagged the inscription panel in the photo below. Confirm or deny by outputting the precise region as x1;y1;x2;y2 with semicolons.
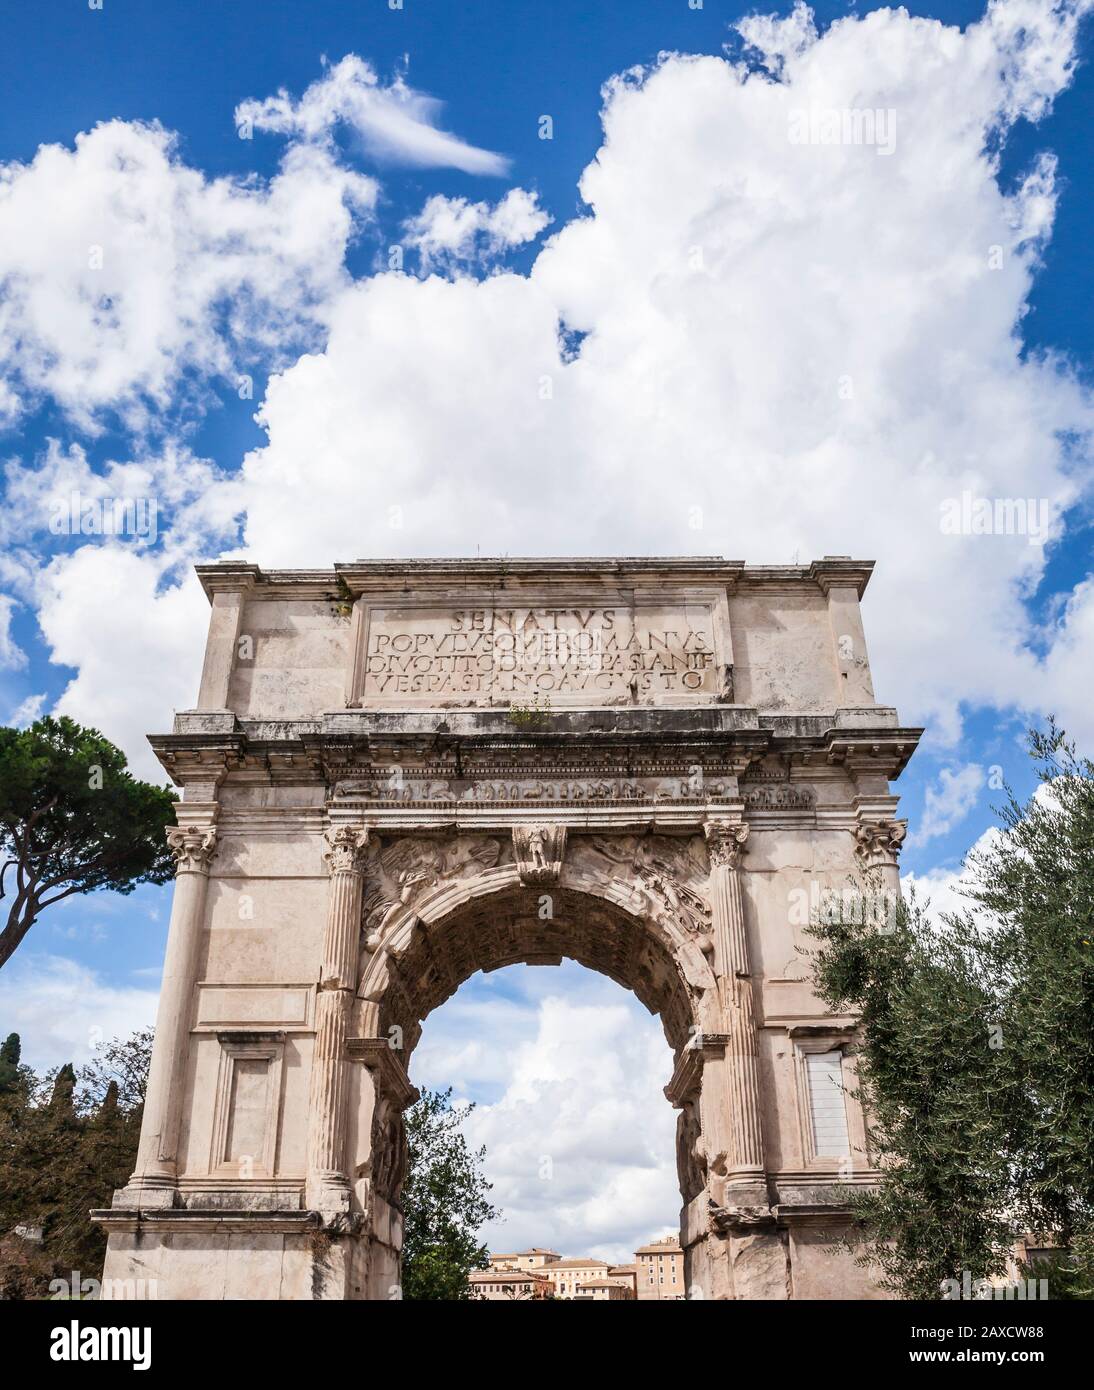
350;590;731;707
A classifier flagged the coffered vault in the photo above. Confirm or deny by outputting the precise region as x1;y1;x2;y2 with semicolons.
94;556;919;1300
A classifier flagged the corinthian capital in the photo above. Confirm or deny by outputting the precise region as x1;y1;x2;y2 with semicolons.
324;825;369;875
166;825;218;874
853;818;907;868
704;819;750;870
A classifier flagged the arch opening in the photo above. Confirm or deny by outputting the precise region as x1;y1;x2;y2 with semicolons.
412;958;683;1290
365;884;703;1063
350;869;719;1298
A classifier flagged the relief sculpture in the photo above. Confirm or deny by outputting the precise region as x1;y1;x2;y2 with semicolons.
512;824;567;885
361;835;503;942
571;833;711;936
676;1098;707;1203
368;1095;408;1204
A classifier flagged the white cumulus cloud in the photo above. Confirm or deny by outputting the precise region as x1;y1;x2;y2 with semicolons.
0;119;376;429
198;0;1093;761
404;189;550;271
0;954;158;1073
8;1;1094;786
909;762;987;846
0;593;26;670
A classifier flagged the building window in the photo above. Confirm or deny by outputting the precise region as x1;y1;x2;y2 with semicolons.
806;1049;850;1157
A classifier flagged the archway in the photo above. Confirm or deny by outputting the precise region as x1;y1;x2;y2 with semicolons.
414;956;680;1283
327;829;739;1301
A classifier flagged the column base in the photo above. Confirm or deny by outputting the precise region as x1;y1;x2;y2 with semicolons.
95;1208;327;1300
681;1185;887;1299
111;1176;179;1211
93;1201;401;1300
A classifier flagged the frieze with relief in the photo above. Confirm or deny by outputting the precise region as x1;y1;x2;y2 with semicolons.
332;773;739;805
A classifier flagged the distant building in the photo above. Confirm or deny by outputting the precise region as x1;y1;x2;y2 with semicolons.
469;1268;551;1300
634;1237;685;1300
487;1248;560;1271
479;1234;684;1300
542;1257;611;1299
575;1278;631;1301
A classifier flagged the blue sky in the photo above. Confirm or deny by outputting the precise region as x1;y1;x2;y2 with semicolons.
0;0;1091;1258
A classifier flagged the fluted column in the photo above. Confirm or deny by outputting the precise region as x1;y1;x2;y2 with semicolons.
306;825;368;1212
705;819;764;1180
125;813;218;1203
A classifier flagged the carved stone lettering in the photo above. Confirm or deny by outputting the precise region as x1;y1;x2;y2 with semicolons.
359;602;720;704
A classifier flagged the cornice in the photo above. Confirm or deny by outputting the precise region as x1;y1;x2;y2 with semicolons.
192;557;878;602
808;557;874;597
195;562;338;603
334;556;747;595
823;729;922;780
145;714;921;787
736;558;874;599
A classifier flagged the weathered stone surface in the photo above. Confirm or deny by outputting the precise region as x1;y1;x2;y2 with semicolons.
730;1231;791;1300
99;557;920;1299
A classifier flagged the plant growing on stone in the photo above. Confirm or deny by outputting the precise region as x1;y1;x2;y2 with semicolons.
328;574;355;619
507;695;552;730
0;717;177;969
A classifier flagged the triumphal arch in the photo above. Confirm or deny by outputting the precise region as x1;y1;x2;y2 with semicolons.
96;557;919;1299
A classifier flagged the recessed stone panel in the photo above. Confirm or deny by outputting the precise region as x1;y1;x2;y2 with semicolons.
351;591;730;707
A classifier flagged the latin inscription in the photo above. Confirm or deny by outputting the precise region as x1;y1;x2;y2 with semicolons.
361;605;720;702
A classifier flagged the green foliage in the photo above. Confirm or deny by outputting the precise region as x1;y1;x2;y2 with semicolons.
329;574;355;619
0;1028;151;1299
507;696;552;730
1021;1237;1094;1301
49;1064;76;1113
808;723;1094;1298
78;1027;153;1112
0;716;177;969
401;1087;499;1300
0;1033;22;1094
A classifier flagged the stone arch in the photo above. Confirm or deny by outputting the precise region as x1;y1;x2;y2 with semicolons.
346;830;728;1299
96;554;918;1303
356;859;722;1059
